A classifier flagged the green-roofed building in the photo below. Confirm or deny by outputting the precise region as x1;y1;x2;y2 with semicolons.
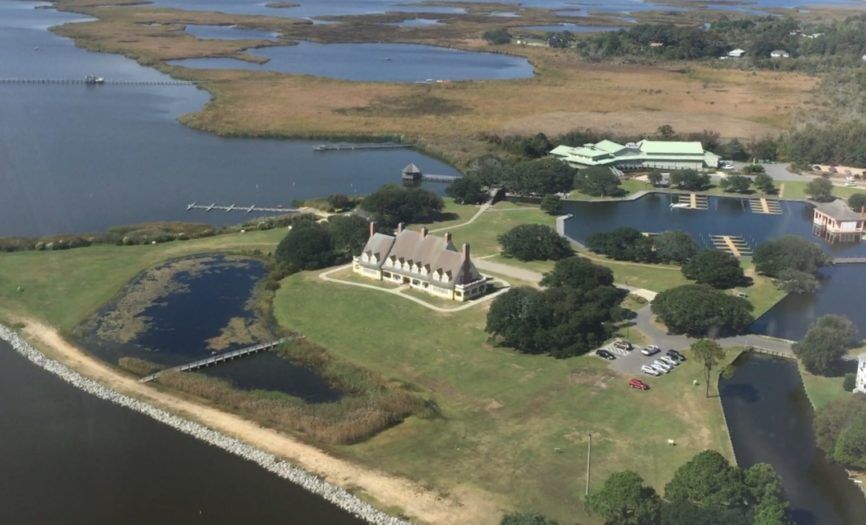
550;139;720;171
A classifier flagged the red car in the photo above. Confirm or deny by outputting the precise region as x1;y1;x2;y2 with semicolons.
628;378;650;391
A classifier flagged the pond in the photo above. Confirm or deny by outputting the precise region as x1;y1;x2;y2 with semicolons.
0;344;362;524
168;41;535;83
184;24;279;40
719;352;866;525
390;17;441;28
82;256;342;402
0;1;461;237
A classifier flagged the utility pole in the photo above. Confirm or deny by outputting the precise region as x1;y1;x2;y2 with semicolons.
585;432;592;495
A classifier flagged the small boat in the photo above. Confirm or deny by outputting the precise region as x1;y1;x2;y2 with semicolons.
84;75;105;85
670;202;690;209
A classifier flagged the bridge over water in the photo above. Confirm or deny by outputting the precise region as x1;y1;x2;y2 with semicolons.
139;337;296;383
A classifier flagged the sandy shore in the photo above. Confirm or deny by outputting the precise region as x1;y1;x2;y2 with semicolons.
9;316;501;525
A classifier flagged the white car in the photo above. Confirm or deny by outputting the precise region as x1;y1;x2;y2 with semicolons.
651;363;668;374
653;360;672;372
641;365;660;376
641;345;661;356
660;355;679;367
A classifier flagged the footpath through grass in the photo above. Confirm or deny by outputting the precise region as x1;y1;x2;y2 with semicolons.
274;271;736;523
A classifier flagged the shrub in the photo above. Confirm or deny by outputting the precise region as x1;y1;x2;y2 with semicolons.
742;164;766;174
805;178;835;202
848;193;866;211
720;174;752;193
540;195;563;215
483;28;512;45
844;373;857;392
446;176;487;204
793;314;857;375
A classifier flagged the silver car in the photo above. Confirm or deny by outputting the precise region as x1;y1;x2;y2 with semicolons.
660;355;679;367
641;365;660;376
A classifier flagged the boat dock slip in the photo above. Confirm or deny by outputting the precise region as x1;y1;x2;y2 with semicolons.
139;338;295;383
710;235;752;257
670;193;708;210
186;202;299;214
313;143;411;152
834;257;866;264
749;197;783;215
0;78;196;86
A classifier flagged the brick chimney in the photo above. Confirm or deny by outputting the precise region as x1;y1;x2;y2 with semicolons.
369;221;376;238
421;227;429;238
397;222;404;233
462;242;470;261
444;232;452;244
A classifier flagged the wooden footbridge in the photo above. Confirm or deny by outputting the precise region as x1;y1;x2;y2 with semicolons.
313;143;411;152
186;202;299;214
139;337;295;383
0;78;196;86
834;257;866;264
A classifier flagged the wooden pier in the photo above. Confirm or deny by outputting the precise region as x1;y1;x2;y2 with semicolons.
834;257;866;264
671;193;708;210
140;337;295;383
748;197;783;215
0;78;196;86
186;202;299;214
710;235;752;257
313;143;411;152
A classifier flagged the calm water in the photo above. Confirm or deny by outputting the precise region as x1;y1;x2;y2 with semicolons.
0;344;362;524
169;42;535;82
719;353;866;525
184;24;279;40
752;265;866;341
519;24;624;33
85;256;342;401
0;1;460;237
563;193;866;258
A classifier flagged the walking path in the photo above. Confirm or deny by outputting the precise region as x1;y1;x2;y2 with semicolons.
633;305;794;355
429;203;491;233
319;264;509;313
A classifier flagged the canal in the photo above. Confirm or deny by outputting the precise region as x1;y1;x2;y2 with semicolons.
719;352;866;525
0;343;363;525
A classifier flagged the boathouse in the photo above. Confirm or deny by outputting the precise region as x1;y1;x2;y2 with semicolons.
812;199;865;243
550;139;720;171
353;223;489;301
401;163;423;182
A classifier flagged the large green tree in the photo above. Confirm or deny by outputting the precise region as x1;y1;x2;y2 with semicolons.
540;256;615;291
360;184;444;227
326;215;370;259
691;339;726;398
586;228;656;263
664;450;749;509
653;231;697;264
446;176;488;204
500;513;558;525
275;223;335;272
793;314;857;375
651;285;754;336
573;167;624;197
805;178;834;202
754;173;777;194
669;169;711;191
505;158;576;196
720;174;752;194
584;471;661;525
753;236;831;278
498;224;573;261
681;250;746;289
849;193;866;211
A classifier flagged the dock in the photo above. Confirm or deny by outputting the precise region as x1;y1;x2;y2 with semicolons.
186;202;299;214
140;337;295;383
313;143;411;152
710;235;752;257
0;78;196;86
834;257;866;264
671;192;708;210
749;197;783;215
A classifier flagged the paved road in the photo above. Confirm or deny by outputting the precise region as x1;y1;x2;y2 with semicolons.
633;305;793;355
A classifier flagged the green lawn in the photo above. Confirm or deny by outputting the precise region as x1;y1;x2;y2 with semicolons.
568;179;651;200
274;272;736;524
0;229;284;331
778;180;863;201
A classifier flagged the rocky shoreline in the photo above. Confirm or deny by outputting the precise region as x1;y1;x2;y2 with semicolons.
0;323;410;525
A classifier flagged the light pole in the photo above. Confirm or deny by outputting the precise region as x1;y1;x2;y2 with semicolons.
585;432;592;495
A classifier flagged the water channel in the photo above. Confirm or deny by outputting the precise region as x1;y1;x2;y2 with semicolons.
719;352;866;525
169;41;535;82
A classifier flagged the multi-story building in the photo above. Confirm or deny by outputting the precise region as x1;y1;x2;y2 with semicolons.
550;139;720;171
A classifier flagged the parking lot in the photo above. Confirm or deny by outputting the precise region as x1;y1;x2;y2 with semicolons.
596;340;685;378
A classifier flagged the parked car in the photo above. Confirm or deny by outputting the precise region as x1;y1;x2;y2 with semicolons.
596;349;616;360
668;349;685;361
653;360;671;372
612;339;632;352
661;355;679;366
641;365;660;376
641;345;661;356
628;378;650;390
650;363;668;374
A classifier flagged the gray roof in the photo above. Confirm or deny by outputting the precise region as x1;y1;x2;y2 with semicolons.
815;199;864;221
360;233;395;261
402;163;422;175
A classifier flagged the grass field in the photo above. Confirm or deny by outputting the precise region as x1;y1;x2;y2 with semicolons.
273;271;738;523
0;230;283;331
777;180;864;201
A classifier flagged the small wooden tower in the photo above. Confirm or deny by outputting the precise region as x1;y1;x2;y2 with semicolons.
401;163;422;182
